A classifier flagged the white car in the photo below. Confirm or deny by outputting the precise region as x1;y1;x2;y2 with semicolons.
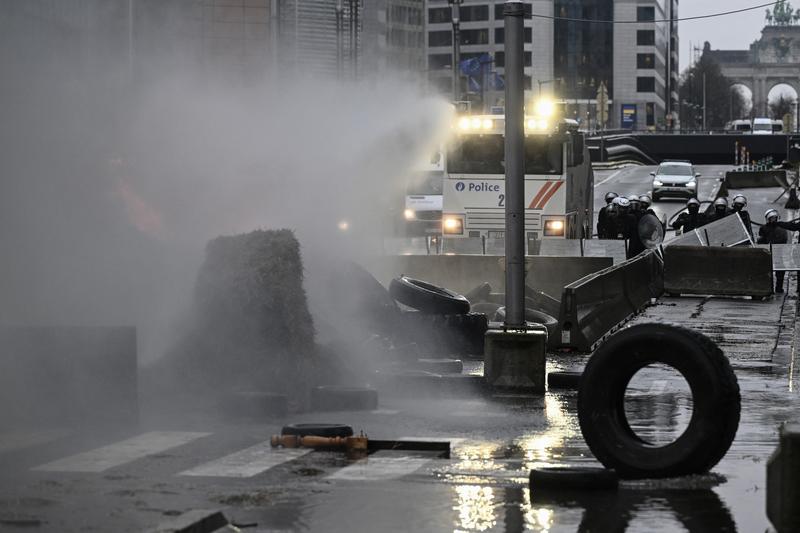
651;161;699;201
752;117;773;135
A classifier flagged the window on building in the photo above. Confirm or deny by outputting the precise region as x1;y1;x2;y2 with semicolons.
428;53;452;69
637;53;655;69
637;30;655;46
429;30;452;47
428;7;451;24
646;102;656;126
637;7;655;22
494;3;532;18
553;0;614;100
637;77;656;92
494;27;532;44
460;5;489;22
493;51;531;68
461;29;489;45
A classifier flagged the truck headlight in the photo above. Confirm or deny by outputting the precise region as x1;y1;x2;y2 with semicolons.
687;180;697;188
443;216;463;235
404;209;416;220
543;218;565;237
653;180;663;187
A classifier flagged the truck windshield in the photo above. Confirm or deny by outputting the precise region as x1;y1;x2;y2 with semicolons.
753;123;771;132
447;134;563;175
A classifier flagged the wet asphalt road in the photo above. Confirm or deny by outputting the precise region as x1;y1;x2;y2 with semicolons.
0;281;798;532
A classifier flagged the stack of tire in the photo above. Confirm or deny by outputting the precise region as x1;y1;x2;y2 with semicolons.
389;276;488;356
461;282;560;348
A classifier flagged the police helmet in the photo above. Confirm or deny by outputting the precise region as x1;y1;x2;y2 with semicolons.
765;208;780;222
713;197;728;208
732;194;747;207
638;194;652;207
613;197;631;208
604;192;619;203
687;198;701;207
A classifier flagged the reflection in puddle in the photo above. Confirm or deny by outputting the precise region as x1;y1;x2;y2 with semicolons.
453;442;502;472
453;485;497;532
624;363;694;446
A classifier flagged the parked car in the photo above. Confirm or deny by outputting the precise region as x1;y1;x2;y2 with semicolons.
651;160;699;201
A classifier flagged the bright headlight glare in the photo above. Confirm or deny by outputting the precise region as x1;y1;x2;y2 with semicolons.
338;220;349;231
536;99;556;117
443;216;463;235
526;119;537;130
471;117;482;129
482;119;493;130
538;120;548;130
458;117;471;130
543;218;565;236
404;209;416;220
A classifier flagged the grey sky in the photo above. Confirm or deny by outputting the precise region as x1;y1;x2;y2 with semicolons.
678;0;769;70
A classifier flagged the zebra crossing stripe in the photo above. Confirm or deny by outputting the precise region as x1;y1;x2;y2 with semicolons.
326;450;433;481
178;441;311;478
32;431;210;473
0;429;71;454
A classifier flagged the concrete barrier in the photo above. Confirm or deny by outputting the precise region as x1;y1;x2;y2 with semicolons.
663;246;773;297
767;422;800;533
558;250;662;352
366;255;612;304
725;169;786;189
0;326;138;426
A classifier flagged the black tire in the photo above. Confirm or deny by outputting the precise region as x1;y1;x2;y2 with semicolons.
416;358;463;374
389;276;470;315
578;323;740;479
548;371;583;390
529;467;618;491
310;386;379;412
281;423;354;438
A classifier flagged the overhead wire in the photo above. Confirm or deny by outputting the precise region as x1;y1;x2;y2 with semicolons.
533;1;782;24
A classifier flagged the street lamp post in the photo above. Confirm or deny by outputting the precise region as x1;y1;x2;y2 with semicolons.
503;1;525;327
448;0;463;102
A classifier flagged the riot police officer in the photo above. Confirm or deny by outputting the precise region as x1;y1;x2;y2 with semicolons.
597;191;619;238
672;198;706;233
731;194;753;237
758;209;789;293
705;197;731;225
606;196;631;240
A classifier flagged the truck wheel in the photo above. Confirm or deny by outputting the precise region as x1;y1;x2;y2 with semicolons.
578;323;740;479
389;276;470;315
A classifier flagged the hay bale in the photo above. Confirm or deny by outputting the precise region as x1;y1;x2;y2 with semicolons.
161;229;316;407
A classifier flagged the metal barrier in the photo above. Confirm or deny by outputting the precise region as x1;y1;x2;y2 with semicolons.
663;245;773;297
558;250;663;352
725;169;787;189
665;212;753;248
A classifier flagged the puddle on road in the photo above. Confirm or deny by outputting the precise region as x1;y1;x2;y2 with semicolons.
624;364;693;447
